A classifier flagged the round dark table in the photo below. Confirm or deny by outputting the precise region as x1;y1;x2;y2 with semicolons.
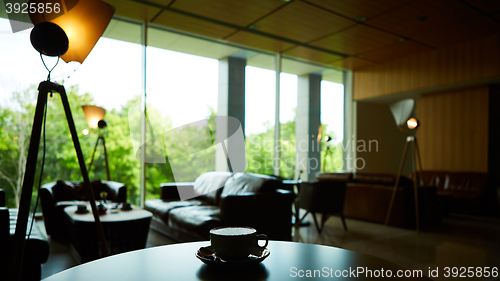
43;241;432;280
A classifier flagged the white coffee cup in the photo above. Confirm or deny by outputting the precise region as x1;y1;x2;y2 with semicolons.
210;226;268;260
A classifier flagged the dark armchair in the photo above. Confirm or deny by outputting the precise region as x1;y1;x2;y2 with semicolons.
295;178;349;233
0;189;49;281
40;180;126;240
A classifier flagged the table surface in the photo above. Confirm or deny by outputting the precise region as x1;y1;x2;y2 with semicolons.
64;205;152;223
42;241;432;280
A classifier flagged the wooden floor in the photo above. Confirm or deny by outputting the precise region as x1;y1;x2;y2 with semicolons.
38;211;500;281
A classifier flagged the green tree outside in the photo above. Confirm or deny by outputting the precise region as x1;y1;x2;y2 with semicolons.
0;85;342;208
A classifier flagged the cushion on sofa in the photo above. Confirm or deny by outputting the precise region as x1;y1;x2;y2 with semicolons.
167;205;222;240
316;173;353;182
447;172;489;193
412;171;489;195
353;173;414;186
412;171;450;190
145;199;206;225
52;181;82;202
220;173;283;197
192;171;232;205
51;180;124;202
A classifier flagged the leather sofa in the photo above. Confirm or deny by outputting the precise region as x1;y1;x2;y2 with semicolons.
0;189;49;281
145;172;294;242
411;171;498;215
40;180;127;241
314;173;440;228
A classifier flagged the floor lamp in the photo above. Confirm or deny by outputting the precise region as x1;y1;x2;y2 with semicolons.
9;2;114;280
321;136;333;173
83;105;111;181
385;99;423;232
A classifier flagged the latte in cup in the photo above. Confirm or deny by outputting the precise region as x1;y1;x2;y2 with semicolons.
210;226;268;261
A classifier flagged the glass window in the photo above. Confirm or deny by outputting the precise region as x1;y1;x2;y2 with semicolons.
245;66;276;176
320;81;344;172
0;16;347;208
0;18;143;206
279;73;297;179
62;30;143;204
145;33;218;199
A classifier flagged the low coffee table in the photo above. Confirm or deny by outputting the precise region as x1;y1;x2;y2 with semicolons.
64;204;152;262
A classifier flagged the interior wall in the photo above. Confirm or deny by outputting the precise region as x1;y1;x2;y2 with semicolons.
489;85;500;183
353;34;500;100
353;34;495;175
416;86;489;172
356;102;412;175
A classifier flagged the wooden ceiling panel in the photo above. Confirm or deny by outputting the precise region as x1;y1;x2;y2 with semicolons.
98;0;500;70
310;24;399;56
246;54;275;70
104;0;162;22
330;57;376;70
193;44;243;60
304;0;412;20
367;0;484;37
284;46;344;64
167;0;286;27
255;1;356;43
413;16;500;48
245;54;331;76
281;59;326;76
321;69;344;84
361;40;432;63
103;19;142;44
225;31;296;53
152;10;237;39
147;28;240;60
462;0;500;15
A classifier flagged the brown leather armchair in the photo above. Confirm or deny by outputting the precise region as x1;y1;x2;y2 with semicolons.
295;179;349;233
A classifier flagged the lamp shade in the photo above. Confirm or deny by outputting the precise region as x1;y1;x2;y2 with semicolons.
389;99;419;134
389;99;415;127
29;0;114;63
82;105;106;129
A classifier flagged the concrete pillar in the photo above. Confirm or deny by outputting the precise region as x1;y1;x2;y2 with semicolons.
343;70;355;172
216;56;246;171
295;73;321;181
